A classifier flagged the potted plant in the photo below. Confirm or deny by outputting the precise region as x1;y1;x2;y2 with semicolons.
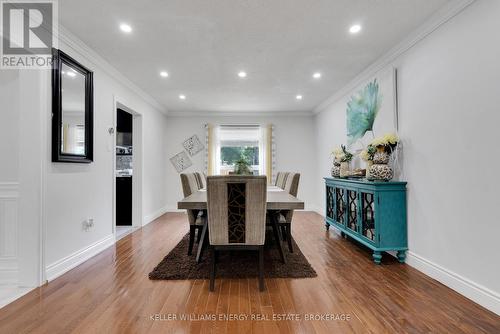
368;133;399;181
330;147;342;177
336;145;353;178
360;145;376;179
234;156;252;175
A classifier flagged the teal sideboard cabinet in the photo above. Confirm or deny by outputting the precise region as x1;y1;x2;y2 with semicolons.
324;177;407;264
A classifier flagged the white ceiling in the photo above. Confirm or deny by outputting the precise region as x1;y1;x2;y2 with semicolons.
59;0;451;115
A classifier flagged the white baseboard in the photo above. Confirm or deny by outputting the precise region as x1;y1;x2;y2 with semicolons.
45;234;115;282
165;203;183;213
143;205;169;226
314;208;500;315
0;286;34;309
304;204;323;215
406;251;500;315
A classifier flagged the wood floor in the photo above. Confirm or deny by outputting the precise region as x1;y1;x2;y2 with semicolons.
0;212;498;333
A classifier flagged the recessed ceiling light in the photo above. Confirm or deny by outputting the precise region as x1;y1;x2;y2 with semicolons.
238;71;247;78
313;72;322;79
119;23;132;33
179;94;186;100
160;71;169;78
296;95;303;100
349;24;362;34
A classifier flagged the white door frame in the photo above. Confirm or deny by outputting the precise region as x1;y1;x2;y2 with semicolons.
112;96;143;236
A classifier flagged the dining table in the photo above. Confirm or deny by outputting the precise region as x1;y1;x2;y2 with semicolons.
177;186;305;263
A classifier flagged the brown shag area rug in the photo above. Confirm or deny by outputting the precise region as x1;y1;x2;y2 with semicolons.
149;232;317;280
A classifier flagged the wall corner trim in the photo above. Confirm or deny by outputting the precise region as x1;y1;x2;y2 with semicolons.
313;0;477;114
57;25;167;115
45;234;115;282
406;251;500;316
143;206;169;226
166;111;314;117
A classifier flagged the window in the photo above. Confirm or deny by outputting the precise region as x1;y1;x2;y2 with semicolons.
217;125;262;175
206;123;274;183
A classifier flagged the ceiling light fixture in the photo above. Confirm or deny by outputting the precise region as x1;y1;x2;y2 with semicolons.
179;94;186;100
238;71;247;78
119;23;132;33
349;24;362;34
296;95;303;100
313;72;322;79
160;71;169;78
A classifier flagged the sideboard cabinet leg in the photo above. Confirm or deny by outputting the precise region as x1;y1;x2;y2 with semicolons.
397;250;406;263
372;251;382;265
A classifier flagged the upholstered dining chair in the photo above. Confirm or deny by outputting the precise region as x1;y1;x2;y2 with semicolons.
273;172;300;253
206;175;267;292
275;172;287;189
180;172;206;255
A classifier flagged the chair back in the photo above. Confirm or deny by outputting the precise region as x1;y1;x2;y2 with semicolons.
180;172;204;197
283;173;300;197
196;172;207;189
180;172;205;225
207;176;267;246
275;172;287;188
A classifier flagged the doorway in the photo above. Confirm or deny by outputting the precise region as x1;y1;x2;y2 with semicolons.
113;99;143;240
115;108;133;238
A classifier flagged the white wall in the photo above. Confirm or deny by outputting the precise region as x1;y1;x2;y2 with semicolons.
0;71;20;285
165;115;317;211
43;33;169;274
314;0;500;314
0;70;20;182
0;29;169;283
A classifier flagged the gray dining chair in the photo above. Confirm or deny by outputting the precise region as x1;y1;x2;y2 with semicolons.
206;175;267;291
180;172;206;255
275;172;287;189
275;172;300;253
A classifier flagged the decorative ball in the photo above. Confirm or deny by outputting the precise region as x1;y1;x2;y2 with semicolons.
331;165;340;177
369;164;394;181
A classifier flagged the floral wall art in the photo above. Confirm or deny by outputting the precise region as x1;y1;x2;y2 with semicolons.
346;67;398;152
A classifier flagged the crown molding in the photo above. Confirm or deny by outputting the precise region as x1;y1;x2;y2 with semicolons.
313;0;477;114
166;110;313;117
57;25;167;115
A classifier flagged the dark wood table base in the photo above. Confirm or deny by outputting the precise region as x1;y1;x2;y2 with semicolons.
195;210;286;264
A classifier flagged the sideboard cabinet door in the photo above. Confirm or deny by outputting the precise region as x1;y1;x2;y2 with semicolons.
346;189;358;233
326;185;335;220
335;187;346;227
360;192;376;243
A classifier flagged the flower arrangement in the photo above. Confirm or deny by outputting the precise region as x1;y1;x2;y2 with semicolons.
332;145;353;163
360;145;376;162
370;133;399;152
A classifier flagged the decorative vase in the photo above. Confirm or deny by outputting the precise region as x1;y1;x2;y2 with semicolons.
340;161;350;178
331;161;341;177
372;150;390;164
369;148;393;181
365;160;374;179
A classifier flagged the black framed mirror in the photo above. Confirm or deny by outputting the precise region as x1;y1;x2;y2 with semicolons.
52;48;93;163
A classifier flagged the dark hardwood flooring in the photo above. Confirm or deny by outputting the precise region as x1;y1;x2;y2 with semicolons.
0;212;498;333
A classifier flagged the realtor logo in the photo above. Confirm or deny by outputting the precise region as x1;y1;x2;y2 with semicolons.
1;0;57;69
